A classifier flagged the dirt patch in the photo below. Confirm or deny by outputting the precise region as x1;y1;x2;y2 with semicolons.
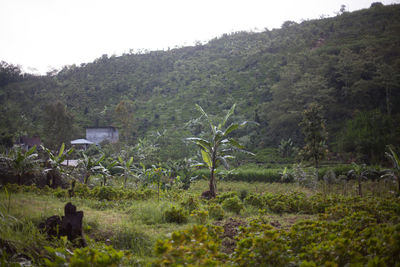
213;218;247;254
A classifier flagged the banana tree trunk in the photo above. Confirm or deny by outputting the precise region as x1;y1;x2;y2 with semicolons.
209;147;217;198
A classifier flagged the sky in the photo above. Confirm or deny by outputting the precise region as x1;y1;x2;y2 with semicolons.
1;0;399;75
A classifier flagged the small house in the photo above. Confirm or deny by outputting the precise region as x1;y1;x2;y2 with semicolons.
18;136;41;150
85;127;118;145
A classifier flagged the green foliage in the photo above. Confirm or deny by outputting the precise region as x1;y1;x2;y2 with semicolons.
340;110;396;162
163;205;188;224
180;195;199;213
244;194;265;208
217;191;238;203
190;209;209;224
193;167;282;183
154;224;226;266
221;196;243;214
278;138;296;158
44;245;125;267
1;5;400;163
154;194;400;266
382;145;400;194
299;103;328;180
1;145;39;184
187;104;254;197
208;203;225;220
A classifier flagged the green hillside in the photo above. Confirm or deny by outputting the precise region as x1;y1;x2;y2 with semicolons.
1;2;400;162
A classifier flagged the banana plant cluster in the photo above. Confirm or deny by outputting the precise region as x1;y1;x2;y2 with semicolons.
2;145;39;185
382;145;400;194
41;143;74;187
186;104;254;198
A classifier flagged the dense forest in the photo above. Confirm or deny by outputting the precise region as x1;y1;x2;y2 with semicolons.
1;2;400;163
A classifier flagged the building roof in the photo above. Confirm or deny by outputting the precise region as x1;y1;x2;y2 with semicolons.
71;139;94;145
61;159;80;167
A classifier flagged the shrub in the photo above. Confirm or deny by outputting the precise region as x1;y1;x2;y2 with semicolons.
53;188;68;199
91;186;119;201
44;245;125;267
208;203;225;220
190;209;209;224
180;196;199;213
244;194;265;208
154;224;226;266
221;196;243;214
217;191;238;204
239;189;248;201
163;205;188;224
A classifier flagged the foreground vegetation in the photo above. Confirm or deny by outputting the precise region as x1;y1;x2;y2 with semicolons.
1;178;399;266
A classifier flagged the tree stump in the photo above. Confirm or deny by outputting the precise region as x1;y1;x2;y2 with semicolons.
40;202;86;247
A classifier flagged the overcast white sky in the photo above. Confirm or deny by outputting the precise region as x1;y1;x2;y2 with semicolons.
0;0;399;75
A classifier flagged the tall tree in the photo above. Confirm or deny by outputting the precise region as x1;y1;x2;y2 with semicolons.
299;103;328;180
42;101;74;149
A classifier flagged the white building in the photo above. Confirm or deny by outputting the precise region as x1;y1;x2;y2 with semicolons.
85;127;119;145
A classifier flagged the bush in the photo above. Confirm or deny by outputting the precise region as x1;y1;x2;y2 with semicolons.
91;186;119;201
44;245;125;267
154;225;226;266
244;194;265;208
208;203;225;220
221;196;243;214
163;205;188;224
190;209;209;224
217;191;238;204
180;196;199;213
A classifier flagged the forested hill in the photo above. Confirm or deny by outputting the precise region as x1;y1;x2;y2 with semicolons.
1;3;400;162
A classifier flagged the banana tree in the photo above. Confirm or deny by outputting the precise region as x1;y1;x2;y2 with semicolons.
2;145;39;185
347;162;370;197
41;143;74;187
116;156;136;188
382;145;400;194
186;104;254;198
98;159;118;186
79;153;105;184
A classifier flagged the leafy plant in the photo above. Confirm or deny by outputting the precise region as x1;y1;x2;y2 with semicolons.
278;138;295;158
116;156;135;188
2;145;39;184
208;203;225;220
186;104;254;198
79;152;106;185
382;145;400;194
221;195;243;214
347;162;369;197
163;205;188;224
41;143;74;187
98;159;117;186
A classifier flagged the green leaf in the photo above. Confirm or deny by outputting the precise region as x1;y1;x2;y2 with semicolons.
26;145;37;156
201;149;212;168
224;123;239;136
186;137;212;152
222;104;236;127
196;104;215;134
227;138;244;149
127;156;134;167
58;143;65;159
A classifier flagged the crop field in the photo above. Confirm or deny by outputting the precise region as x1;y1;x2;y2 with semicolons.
1;178;399;266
